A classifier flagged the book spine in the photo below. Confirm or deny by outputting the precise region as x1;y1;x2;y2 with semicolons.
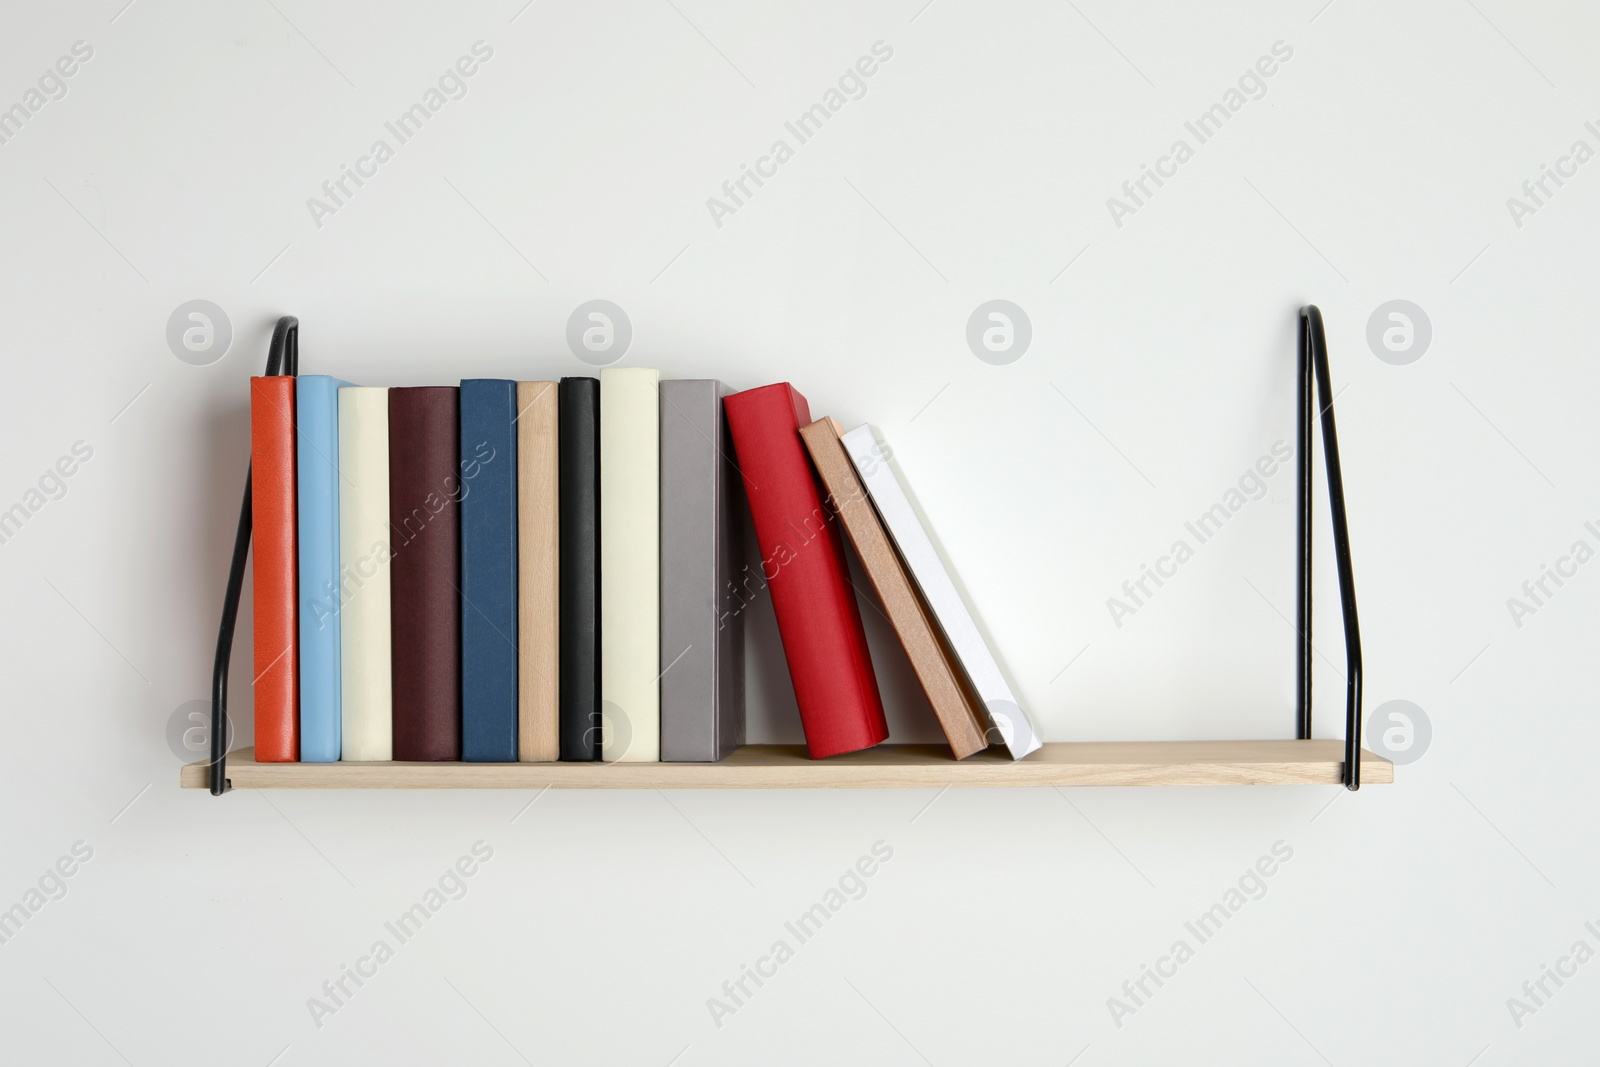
296;376;349;763
558;377;601;761
250;377;299;762
660;380;745;761
600;367;661;762
723;383;888;758
388;387;462;761
517;381;560;762
459;380;520;762
337;387;394;761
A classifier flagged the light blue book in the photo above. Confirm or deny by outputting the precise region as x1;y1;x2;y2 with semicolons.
296;375;354;762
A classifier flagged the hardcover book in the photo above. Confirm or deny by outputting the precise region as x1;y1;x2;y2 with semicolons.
558;377;601;761
659;379;746;762
250;376;299;762
459;379;519;762
842;423;1042;758
517;381;560;762
599;367;661;762
722;383;888;759
337;386;394;761
388;387;463;761
800;418;988;759
296;375;354;763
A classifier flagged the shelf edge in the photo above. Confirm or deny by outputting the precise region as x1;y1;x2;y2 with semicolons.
181;741;1393;790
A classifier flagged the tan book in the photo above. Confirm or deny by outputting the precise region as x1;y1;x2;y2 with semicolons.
798;418;989;760
517;381;560;761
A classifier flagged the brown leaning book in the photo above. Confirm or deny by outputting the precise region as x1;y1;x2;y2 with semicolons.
517;381;560;761
798;417;989;760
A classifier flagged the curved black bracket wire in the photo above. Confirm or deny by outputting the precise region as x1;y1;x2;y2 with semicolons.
1295;305;1363;789
209;316;298;795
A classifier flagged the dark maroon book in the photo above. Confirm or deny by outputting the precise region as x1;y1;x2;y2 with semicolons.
388;387;462;760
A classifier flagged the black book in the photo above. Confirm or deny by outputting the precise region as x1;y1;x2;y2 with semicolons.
559;377;601;760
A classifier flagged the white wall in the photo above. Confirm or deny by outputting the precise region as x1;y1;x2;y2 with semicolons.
1;0;1594;1062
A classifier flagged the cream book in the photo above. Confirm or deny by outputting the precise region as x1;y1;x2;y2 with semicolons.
599;367;661;761
337;386;393;761
842;424;1043;759
517;381;560;761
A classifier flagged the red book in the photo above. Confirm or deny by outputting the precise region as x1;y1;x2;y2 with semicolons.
250;377;299;762
723;383;888;758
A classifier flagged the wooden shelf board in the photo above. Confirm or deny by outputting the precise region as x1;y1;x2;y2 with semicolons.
181;740;1391;790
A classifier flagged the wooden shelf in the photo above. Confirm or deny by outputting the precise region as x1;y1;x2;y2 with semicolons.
182;740;1391;790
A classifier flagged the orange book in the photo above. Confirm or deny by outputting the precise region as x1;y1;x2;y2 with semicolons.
250;377;299;761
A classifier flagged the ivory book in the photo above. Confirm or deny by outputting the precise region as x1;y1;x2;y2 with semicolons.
599;367;661;762
336;387;394;761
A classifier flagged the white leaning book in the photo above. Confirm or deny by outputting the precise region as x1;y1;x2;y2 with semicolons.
841;424;1042;759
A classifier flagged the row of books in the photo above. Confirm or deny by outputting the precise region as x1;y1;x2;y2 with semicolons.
249;372;1040;763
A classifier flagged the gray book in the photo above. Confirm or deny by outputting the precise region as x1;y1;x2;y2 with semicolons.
659;380;746;761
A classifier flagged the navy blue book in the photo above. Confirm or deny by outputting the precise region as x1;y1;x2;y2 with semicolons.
459;379;519;761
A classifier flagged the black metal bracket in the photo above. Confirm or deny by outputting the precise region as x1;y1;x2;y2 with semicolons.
209;316;298;795
1295;305;1363;790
